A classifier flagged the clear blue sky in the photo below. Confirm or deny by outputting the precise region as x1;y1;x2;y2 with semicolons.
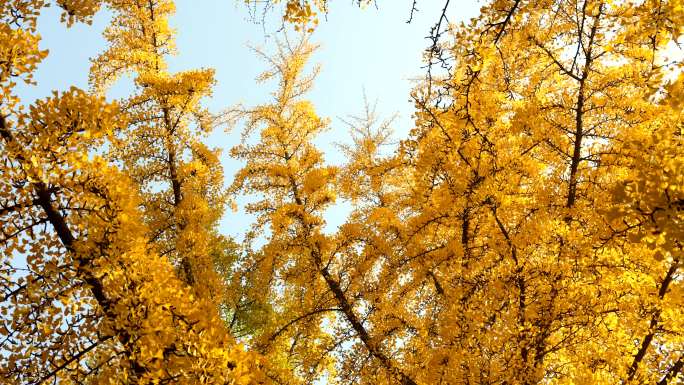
21;0;481;240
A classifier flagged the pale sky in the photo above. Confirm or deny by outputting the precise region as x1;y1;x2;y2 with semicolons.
20;0;482;240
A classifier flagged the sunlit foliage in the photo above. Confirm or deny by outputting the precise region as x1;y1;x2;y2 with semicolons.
1;0;682;384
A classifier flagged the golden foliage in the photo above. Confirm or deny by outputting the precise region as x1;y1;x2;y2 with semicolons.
1;0;683;385
229;1;683;384
0;0;266;383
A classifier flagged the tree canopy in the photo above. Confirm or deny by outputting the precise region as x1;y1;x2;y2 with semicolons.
0;0;682;384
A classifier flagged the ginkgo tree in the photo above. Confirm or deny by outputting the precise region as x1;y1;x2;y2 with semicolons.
1;0;682;385
91;0;230;307
394;1;684;383
0;0;266;383
228;36;419;385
